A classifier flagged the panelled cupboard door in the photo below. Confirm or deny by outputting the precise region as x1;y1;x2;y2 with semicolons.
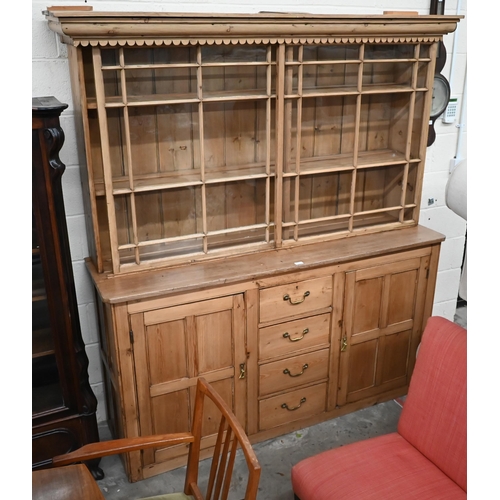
337;255;429;406
130;294;246;472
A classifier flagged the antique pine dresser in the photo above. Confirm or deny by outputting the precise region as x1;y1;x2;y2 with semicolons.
45;8;461;481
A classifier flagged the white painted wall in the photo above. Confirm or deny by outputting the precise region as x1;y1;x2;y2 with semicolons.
32;0;467;424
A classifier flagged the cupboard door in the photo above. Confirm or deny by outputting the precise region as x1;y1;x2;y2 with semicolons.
130;294;246;470
337;255;429;405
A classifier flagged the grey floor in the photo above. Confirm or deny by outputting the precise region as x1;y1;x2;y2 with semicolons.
96;306;467;500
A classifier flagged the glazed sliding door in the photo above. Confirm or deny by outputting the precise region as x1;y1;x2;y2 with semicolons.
279;42;434;245
81;44;276;273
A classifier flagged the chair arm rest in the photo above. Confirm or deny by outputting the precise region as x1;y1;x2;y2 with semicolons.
52;433;194;467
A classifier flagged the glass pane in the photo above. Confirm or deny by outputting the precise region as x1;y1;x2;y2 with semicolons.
403;206;417;223
286;96;357;173
285;45;360;95
301;45;360;61
141;238;205;262
404;163;419;207
201;45;274;97
353;208;400;229
32;213;63;415
301;63;358;94
417;61;430;88
353;164;405;213
419;44;431;59
410;92;426;159
106;104;201;186
116;185;205;264
116;186;204;244
101;47;119;67
123;48;197;100
124;47;197;66
297;218;350;239
155;103;201;175
202;65;270;96
126;66;197;99
206;179;270;232
202;45;269;63
364;44;415;60
359;94;412;157
88;110;104;187
285;171;353;223
82;47;97;100
208;227;270;251
363;61;413;88
204;100;273;174
102;69;121;99
101;49;121;100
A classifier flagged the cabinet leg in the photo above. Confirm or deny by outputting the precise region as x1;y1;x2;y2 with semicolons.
88;460;104;480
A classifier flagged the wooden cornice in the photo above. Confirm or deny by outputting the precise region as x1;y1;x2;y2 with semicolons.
44;9;462;47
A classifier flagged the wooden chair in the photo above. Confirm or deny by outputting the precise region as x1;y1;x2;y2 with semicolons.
52;378;261;500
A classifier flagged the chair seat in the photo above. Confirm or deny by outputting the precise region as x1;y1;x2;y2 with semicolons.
141;493;194;500
291;432;466;500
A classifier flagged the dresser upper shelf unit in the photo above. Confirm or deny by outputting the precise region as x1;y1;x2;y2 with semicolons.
45;9;460;277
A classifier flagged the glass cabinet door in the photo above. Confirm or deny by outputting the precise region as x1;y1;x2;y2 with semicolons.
84;44;277;273
281;42;433;242
32;211;63;415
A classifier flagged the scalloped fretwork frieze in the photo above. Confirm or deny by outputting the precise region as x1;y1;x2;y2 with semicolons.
69;35;442;47
44;10;462;47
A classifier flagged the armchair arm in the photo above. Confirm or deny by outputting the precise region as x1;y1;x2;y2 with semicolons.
52;433;194;467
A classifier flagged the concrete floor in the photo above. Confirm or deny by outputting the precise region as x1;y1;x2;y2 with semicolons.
95;306;467;500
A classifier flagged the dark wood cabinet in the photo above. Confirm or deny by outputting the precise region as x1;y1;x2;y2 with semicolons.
32;96;102;478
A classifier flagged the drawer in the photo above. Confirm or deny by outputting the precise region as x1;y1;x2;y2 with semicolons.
259;276;332;324
259;382;327;432
259;313;330;361
259;349;329;397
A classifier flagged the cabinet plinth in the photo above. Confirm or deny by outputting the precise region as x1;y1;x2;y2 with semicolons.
44;9;458;481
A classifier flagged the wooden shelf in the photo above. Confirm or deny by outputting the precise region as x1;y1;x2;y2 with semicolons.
32;327;55;358
93;149;413;197
32;383;63;415
87;89;276;109
93;163;274;196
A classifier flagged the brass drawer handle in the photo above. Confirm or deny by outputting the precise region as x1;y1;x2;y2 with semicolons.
283;363;308;377
283;328;309;342
283;290;310;305
281;397;306;411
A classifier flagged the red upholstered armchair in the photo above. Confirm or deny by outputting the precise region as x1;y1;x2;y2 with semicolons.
291;316;467;499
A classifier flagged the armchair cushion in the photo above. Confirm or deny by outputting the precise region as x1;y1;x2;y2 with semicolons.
291;432;466;500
